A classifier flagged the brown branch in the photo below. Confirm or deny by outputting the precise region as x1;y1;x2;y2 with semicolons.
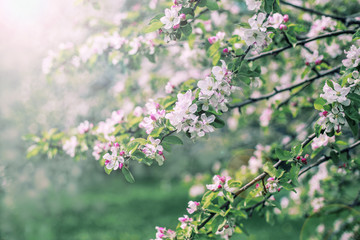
230;65;341;110
197;132;318;231
244;30;356;62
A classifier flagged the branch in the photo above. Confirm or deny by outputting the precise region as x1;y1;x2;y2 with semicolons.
244;140;360;214
245;30;356;62
230;65;341;110
299;140;360;177
280;0;360;26
197;132;318;231
280;0;346;22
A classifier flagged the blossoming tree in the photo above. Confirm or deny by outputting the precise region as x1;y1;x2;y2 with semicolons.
27;0;360;238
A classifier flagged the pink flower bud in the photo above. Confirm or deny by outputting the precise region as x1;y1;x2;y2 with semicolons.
277;188;281;192
105;160;110;165
305;61;310;66
173;0;178;4
224;225;230;229
267;177;275;182
305;154;309;158
296;156;301;160
319;111;328;117
208;36;217;44
150;114;157;121
119;163;124;169
223;48;229;53
315;59;322;65
173;24;180;30
194;201;200;206
255;183;260;188
158;151;163;155
217;184;222;189
301;158;307;164
114;142;120;148
158;29;163;34
119;151;125;156
283;14;289;23
279;24;287;30
180;13;186;21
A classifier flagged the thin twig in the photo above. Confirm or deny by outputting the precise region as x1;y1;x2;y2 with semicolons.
230;65;341;110
244;30;356;62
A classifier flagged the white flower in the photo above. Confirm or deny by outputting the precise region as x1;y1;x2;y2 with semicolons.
78;120;93;134
206;175;231;191
259;108;273;127
265;177;279;193
311;133;335;150
198;77;217;97
63;136;78;157
320;81;351;106
342;45;360;68
245;0;261;11
103;147;124;170
186;201;200;214
160;8;180;30
212;60;228;81
249;13;268;32
268;13;284;29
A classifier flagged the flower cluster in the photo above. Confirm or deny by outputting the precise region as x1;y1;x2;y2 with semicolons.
206;175;231;192
159;3;188;42
63;136;78;157
141;137;165;164
308;16;337;37
318;81;351;133
265;177;280;193
78;120;93;134
153;226;176;240
342;45;360;68
186;200;200;214
139;100;166;134
311;133;335;150
103;143;125;170
178;215;193;229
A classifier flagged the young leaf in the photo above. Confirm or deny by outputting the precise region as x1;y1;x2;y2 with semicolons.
275;148;293;161
162;135;183;145
122;167;135;183
206;0;219;10
263;161;277;178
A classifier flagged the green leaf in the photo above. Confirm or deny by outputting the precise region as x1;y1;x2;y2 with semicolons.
263;161;277;177
275;148;293;161
212;51;221;65
348;93;360;104
353;28;360;40
143;20;164;33
326;79;334;89
162;135;183;145
228;180;242;188
330;150;340;165
206;0;219;10
291;144;302;157
26;145;41;158
314;98;326;110
264;0;275;13
344;105;360;121
122;167;135;183
132;149;146;160
104;166;112;175
198;0;207;7
288;164;300;186
314;124;322;138
212;116;225;128
202;191;217;208
131;138;147;145
181;24;192;36
211;215;225;233
345;116;359;138
208;41;220;57
150;127;164;137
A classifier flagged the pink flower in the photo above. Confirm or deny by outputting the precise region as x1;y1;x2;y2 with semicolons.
206;175;231;191
187;201;200;214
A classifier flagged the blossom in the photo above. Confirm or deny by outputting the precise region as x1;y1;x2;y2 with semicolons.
266;177;279;193
245;0;261;11
303;50;323;65
160;8;180;30
212;60;229;81
249;13;268;32
186;201;200;214
63;136;78;157
311;133;335;150
320;81;351;106
78;120;93;134
268;13;284;29
206;175;231;191
198;77;217;97
154;226;176;240
103;146;124;170
178;215;193;229
342;45;360;68
215;224;234;240
259;108;273;127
